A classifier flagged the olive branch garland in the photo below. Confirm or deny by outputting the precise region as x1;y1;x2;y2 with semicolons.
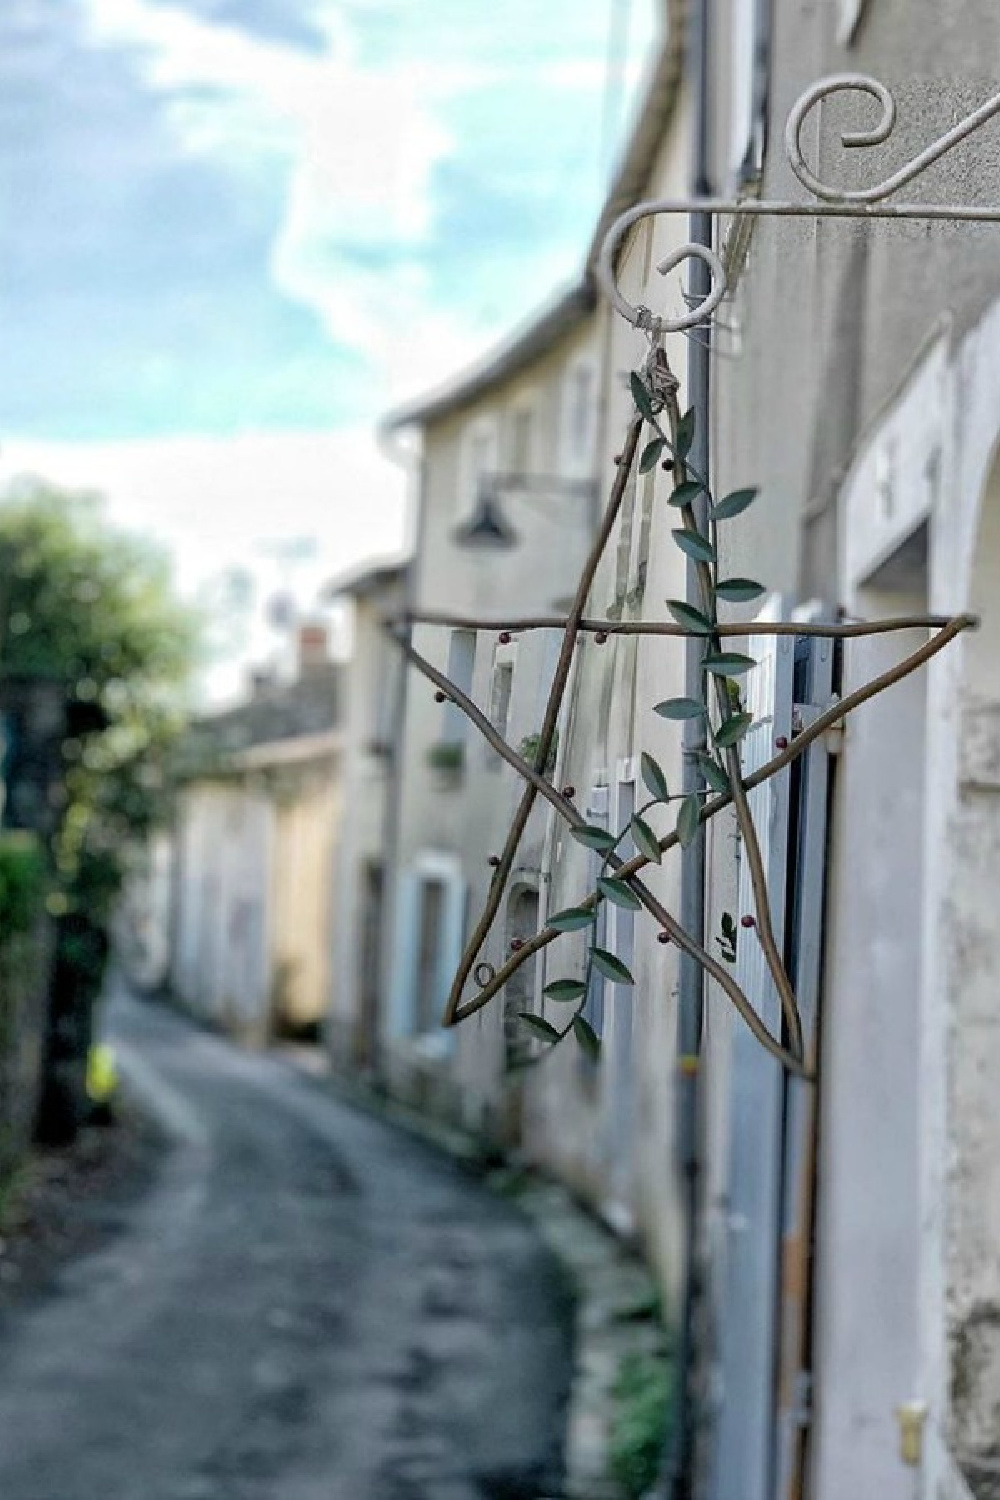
389;349;976;1081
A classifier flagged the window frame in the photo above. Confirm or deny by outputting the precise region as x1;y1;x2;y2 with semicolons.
457;415;500;522
440;628;477;747
730;0;771;189
837;0;870;45
505;392;540;479
560;357;597;479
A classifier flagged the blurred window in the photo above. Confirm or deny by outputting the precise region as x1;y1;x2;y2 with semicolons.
731;0;770;187
442;629;476;745
415;878;445;1033
581;781;609;1052
837;0;870;44
459;418;500;519
508;405;535;475
561;361;595;474
487;658;514;770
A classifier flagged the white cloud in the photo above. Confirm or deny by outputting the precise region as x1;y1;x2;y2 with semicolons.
83;0;454;366
77;0;667;415
1;428;408;702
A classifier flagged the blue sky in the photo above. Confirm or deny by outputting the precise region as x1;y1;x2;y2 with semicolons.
0;0;658;694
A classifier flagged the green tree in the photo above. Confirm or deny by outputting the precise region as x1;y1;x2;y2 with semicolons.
0;478;199;1140
0;477;198;899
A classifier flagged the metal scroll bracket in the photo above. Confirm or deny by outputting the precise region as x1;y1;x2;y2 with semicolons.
596;73;1000;337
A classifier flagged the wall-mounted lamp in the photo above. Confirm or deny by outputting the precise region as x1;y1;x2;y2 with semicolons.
453;473;599;552
453;483;519;550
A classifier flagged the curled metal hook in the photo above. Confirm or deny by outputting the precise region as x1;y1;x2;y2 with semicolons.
784;72;1000;204
595;72;1000;338
597;216;728;335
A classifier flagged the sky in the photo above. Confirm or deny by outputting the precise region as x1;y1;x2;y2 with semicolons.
0;0;659;698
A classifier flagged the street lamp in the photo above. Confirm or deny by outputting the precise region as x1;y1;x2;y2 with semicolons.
452;473;600;551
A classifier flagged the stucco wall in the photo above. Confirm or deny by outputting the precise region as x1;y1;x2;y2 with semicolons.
172;782;274;1041
328;576;404;1068
172;755;339;1044
695;5;1000;1494
270;759;340;1034
388;317;602;1116
523;78;694;1299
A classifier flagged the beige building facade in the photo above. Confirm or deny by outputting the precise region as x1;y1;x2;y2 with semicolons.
170;648;342;1046
325;559;407;1075
369;11;698;1296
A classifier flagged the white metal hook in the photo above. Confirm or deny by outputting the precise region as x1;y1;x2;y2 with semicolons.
784;72;1000;204
596;73;1000;338
597;216;728;335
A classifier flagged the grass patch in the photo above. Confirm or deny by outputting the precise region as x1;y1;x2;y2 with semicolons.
608;1348;675;1499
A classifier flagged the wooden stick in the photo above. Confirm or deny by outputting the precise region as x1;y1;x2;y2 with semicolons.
434;613;974;1021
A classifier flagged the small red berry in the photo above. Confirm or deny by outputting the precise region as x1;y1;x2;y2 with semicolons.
499;631;511;645
510;938;524;951
595;630;609;644
740;914;756;929
775;735;789;750
657;930;671;945
562;786;575;800
434;690;447;703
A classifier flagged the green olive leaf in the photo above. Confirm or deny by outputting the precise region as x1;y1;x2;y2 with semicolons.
630;813;662;866
676;407;696;458
572;1015;601;1061
570;824;618;852
672;529;716;564
629;372;656;423
639;438;665;473
597;877;642;910
543;979;588;1002
653;696;706;721
714;712;754;749
691;751;730;794
519;1013;560;1042
665;600;713;634
639;751;669;802
549;906;597;932
702;652;757;677
668;479;706;508
676;794;701;849
711;487;757;521
591;947;635;985
715;577;766;602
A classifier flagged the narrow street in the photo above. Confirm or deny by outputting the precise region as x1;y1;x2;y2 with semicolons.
0;986;572;1500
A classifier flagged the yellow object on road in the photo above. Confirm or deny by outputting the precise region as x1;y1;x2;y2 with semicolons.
86;1043;118;1104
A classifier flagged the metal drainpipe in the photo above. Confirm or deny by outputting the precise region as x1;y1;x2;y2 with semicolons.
661;0;713;1495
374;427;426;1092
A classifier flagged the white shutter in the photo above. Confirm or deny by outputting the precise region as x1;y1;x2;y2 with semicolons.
388;870;419;1037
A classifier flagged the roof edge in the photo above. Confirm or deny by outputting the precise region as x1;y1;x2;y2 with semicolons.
379;1;687;434
379;279;595;434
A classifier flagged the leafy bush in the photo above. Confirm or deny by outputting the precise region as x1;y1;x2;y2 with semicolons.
427;741;465;773
0;834;46;937
608;1349;674;1499
0;835;48;1177
518;727;558;774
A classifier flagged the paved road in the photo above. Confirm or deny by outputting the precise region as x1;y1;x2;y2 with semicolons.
0;986;572;1500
